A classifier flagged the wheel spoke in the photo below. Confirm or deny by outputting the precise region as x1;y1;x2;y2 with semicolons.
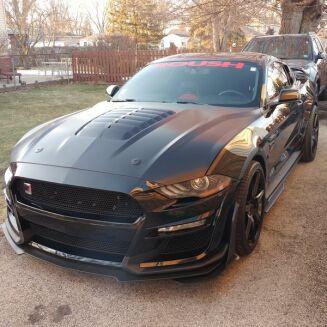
254;190;264;201
253;211;261;224
251;172;260;198
243;168;265;243
245;203;252;213
245;214;254;239
312;116;319;148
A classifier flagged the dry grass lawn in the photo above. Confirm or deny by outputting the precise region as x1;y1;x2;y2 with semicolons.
0;83;106;223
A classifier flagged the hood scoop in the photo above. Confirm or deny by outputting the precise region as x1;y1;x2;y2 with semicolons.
77;107;175;140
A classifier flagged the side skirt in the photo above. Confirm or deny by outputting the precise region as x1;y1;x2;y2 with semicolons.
265;150;301;213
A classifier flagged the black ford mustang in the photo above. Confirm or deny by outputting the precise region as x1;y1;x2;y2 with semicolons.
3;53;319;281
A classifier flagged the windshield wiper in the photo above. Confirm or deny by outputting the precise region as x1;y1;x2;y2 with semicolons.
112;98;136;102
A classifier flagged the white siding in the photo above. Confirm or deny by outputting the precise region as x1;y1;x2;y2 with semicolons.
160;34;190;49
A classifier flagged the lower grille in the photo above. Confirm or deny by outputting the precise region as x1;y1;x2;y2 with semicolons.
14;178;144;223
161;228;211;256
29;223;132;262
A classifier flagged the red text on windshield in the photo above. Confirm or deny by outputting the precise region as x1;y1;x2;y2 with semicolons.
154;61;245;69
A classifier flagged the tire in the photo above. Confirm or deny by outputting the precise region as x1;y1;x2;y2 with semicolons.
318;86;327;101
235;161;265;257
301;110;319;162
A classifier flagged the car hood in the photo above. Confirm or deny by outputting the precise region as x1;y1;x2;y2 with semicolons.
283;58;311;69
12;101;261;184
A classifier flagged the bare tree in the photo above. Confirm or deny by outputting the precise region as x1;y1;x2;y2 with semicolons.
5;0;48;57
279;0;324;34
43;0;92;46
70;12;92;36
5;0;92;63
0;0;9;54
42;0;70;46
86;0;108;34
175;0;268;51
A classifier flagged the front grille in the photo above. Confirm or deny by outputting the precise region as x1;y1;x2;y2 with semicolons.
14;178;144;223
29;223;131;262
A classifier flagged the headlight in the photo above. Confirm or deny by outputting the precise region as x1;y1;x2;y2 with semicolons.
155;175;231;199
4;166;13;185
4;163;16;185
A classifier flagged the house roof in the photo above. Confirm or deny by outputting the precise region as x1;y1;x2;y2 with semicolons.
166;28;190;37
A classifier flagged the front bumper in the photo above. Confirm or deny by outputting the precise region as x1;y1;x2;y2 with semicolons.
2;204;232;281
2;220;229;281
2;164;236;281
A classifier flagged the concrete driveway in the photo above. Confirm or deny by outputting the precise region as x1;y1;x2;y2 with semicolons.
0;112;326;327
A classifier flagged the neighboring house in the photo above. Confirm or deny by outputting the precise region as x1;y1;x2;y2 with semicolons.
34;35;84;48
79;35;96;47
160;29;190;49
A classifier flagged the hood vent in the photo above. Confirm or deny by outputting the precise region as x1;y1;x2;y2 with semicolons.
77;107;175;140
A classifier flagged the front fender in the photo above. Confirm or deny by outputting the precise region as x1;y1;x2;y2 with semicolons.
207;119;269;181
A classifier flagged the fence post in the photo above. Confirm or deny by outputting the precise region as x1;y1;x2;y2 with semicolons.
12;57;16;88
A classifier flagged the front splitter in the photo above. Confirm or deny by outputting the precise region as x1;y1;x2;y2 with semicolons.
2;220;228;282
1;221;25;255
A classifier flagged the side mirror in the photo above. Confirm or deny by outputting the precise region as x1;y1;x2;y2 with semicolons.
292;68;308;83
106;85;120;99
279;89;301;103
264;89;301;116
315;52;325;61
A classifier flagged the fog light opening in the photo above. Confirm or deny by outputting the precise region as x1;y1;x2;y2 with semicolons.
140;252;207;268
158;219;207;233
157;211;213;233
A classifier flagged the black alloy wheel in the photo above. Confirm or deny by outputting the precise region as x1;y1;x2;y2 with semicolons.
244;170;265;248
311;114;319;156
235;161;265;256
302;110;319;162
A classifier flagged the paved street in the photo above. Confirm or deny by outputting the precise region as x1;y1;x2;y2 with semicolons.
0;111;326;327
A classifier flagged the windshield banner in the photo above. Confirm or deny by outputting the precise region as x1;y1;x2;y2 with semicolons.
154;61;245;69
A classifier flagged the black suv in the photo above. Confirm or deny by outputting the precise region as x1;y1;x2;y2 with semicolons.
243;33;327;100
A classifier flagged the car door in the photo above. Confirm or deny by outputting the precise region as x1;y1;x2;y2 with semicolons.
265;61;303;181
313;37;327;90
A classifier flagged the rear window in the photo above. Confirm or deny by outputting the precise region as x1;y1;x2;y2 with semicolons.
244;36;312;60
113;61;262;108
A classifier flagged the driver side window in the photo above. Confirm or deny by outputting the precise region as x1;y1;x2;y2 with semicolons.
312;38;320;56
267;62;290;100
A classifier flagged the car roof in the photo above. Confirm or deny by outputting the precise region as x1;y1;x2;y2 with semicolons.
252;34;311;39
151;52;277;66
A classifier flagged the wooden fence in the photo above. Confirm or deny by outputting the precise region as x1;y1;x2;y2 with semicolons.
72;49;184;84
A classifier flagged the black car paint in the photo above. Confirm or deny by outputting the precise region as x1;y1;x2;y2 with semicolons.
243;34;327;100
3;53;316;281
11;103;260;186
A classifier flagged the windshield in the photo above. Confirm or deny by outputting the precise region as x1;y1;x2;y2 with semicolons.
112;61;262;108
244;36;312;60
